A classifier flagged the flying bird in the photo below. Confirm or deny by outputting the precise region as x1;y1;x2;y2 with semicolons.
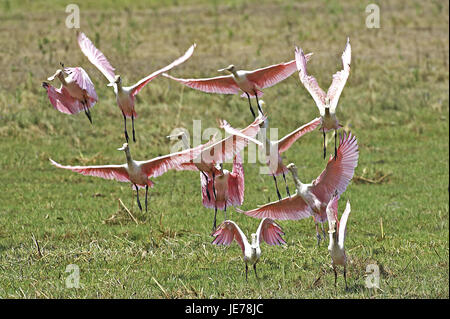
162;53;313;119
49;142;203;212
236;132;358;245
326;193;351;290
295;38;351;159
43;65;97;123
201;154;244;231
221;100;321;201
77;31;196;142
212;218;286;281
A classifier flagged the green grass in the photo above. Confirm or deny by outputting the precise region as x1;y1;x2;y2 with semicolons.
0;0;448;298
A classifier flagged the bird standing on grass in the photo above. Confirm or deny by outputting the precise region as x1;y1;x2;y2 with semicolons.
50;142;204;212
212;218;286;281
43;65;97;123
236;132;358;245
295;38;351;159
77;31;196;142
162;53;313;119
326;192;351;290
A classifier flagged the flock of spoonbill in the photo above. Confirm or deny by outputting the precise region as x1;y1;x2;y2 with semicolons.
44;32;356;287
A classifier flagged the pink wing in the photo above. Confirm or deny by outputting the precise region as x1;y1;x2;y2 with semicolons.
77;32;116;83
277;117;322;154
227;154;245;207
256;218;286;246
211;220;247;254
200;171;215;209
311;132;358;205
129;44;196;97
327;37;351;112
49;158;130;183
162;73;240;95
295;47;327;111
42;82;83;114
64;66;98;105
201;114;264;164
245;53;313;90
236;195;312;220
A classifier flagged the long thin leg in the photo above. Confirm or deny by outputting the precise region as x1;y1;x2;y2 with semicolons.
321;223;327;241
131;114;136;142
334;129;337;161
253;263;258;279
145;185;149;213
344;265;348;290
212;171;217;200
333;265;338;287
315;220;321;246
282;172;290;197
323;128;326;160
245;264;248;282
122;112;129;143
202;171;211;201
212;206;217;232
135;184;142;211
82;101;92;124
272;175;282;201
224;203;227;221
245;92;256;119
254;90;263;114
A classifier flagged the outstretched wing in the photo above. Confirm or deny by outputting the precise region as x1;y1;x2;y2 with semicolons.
77;31;116;83
256;218;286;246
42;82;83;114
64;66;98;105
227;154;245;207
129;44;196;96
220;119;263;147
338;200;351;248
311;132;358;205
236;195;312;220
277;117;322;154
211;220;248;255
49;158;130;182
244;53;312;89
295;47;326;112
162;73;240;95
327;37;351;112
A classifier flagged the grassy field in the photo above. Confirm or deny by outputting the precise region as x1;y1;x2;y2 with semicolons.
0;0;448;298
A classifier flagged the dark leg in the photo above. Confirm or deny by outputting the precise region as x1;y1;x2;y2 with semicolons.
315;220;321;246
131;114;136;142
323;128;326;160
224;203;227;221
212;171;217;199
201;171;211;201
272;175;282;201
135;184;142;211
344;265;348;290
333;265;337;287
253;263;258;279
334;130;337;161
245;92;256;119
82;101;92;124
282;172;290;197
145;185;149;213
321;223;327;240
212;206;217;232
254;90;263;114
245;264;248;282
122;112;129;143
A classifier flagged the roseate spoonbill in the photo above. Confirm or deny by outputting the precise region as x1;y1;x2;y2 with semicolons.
236;132;358;245
173;114;264;204
221;100;321;201
212;218;286;281
49;142;202;212
162;53;313;119
77;31;196;142
295;38;351;159
42;65;97;123
326;193;351;290
201;154;244;231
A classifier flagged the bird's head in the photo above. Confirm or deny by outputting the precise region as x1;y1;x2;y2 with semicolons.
108;75;121;87
286;163;297;174
214;163;223;173
328;221;337;234
217;64;235;74
251;233;258;246
117;143;129;152
166;131;187;140
47;69;64;82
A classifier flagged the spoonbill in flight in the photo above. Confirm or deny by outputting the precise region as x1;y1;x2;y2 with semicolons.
326;192;351;290
77;31;196;142
201;154;244;231
43;65;97;123
212;218;286;281
236;132;358;245
295;38;351;159
221;100;321;201
49;142;203;212
162;53;313;119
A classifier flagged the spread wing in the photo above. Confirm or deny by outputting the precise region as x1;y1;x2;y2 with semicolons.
64;66;98;104
227;154;245;207
77;31;116;83
327;37;351;112
162;73;240;95
42;82;83;114
211;220;248;255
129;44;196;96
276;117;322;154
256;218;286;246
49;158;130;182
